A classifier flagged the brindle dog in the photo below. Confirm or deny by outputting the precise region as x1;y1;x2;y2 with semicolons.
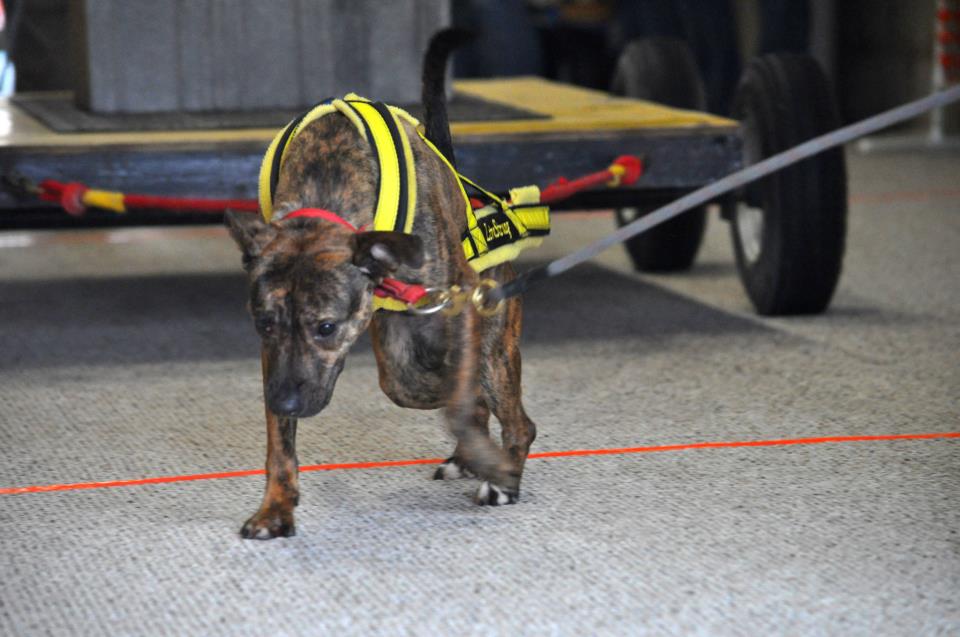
225;30;537;539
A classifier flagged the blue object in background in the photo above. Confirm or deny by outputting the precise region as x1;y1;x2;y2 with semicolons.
0;51;15;97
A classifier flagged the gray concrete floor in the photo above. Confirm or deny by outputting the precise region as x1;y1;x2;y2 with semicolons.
0;149;958;636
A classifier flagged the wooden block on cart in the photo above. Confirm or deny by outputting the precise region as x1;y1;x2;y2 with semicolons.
71;0;449;114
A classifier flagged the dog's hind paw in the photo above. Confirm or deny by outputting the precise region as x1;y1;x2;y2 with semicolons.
475;481;518;506
433;456;475;480
240;512;296;540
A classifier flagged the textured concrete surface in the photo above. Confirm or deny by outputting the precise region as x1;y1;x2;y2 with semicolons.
0;150;958;635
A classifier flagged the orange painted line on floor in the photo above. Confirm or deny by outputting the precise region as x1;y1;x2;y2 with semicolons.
528;432;960;458
849;189;960;204
2;432;957;496
0;459;441;496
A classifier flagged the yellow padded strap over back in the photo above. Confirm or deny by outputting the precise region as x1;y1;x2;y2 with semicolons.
258;126;291;222
346;101;404;233
258;94;419;227
258;101;341;221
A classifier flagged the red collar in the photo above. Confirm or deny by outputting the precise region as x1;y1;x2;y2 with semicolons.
282;208;426;308
284;208;366;232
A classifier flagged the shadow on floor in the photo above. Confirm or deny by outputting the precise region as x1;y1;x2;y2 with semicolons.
0;262;776;370
519;261;766;344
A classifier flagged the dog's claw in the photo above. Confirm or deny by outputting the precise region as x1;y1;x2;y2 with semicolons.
475;481;519;506
240;512;296;540
433;457;475;480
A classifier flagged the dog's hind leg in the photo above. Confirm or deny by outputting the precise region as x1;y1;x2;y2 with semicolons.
240;351;300;540
444;305;520;502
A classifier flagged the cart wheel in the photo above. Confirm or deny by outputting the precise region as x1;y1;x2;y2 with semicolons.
729;53;847;315
610;37;708;272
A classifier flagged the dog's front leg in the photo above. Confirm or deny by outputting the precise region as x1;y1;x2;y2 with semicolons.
446;306;519;504
240;351;299;540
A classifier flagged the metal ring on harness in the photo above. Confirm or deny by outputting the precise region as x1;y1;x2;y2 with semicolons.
405;287;453;316
471;279;505;317
441;285;468;317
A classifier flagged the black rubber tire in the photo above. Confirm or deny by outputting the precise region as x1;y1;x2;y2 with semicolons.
610;38;708;272
730;54;847;315
613;204;707;272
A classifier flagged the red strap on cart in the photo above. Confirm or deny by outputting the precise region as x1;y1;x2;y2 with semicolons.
540;155;643;204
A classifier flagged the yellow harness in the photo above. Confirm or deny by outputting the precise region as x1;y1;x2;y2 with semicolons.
259;94;550;311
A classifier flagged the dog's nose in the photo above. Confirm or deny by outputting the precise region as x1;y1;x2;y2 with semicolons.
271;385;304;417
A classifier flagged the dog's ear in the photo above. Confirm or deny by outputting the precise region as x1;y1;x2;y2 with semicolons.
352;231;424;278
224;210;277;267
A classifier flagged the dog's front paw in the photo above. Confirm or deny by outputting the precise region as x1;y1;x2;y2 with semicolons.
475;481;518;506
240;510;296;540
433;456;475;480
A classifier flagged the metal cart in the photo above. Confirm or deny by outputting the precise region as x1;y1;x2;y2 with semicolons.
0;42;846;317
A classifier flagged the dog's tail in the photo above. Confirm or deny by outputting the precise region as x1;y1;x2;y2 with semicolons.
422;28;473;169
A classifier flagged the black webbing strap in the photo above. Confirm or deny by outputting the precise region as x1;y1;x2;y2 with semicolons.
267;97;334;208
268;113;309;207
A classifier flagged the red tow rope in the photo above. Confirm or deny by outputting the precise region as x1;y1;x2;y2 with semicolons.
30;155;643;216
540;155;643;204
37;179;260;217
19;156;643;308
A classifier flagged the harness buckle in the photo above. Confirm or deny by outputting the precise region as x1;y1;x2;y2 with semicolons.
472;279;505;317
404;279;505;317
442;285;468;317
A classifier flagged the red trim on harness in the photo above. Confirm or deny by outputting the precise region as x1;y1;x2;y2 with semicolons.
284;207;364;231
284;207;426;307
372;278;429;304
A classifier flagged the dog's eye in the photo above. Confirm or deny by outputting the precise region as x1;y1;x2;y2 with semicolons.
315;322;337;339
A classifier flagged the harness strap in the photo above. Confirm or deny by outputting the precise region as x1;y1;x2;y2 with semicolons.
258;94;553;312
266;108;314;212
458;181;550;271
342;99;417;234
258;94;419;228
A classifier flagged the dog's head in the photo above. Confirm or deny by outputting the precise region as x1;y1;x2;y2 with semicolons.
225;210;423;418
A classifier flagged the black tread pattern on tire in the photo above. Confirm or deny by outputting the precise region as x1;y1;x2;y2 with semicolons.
614;205;707;272
611;38;708;273
731;53;847;315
